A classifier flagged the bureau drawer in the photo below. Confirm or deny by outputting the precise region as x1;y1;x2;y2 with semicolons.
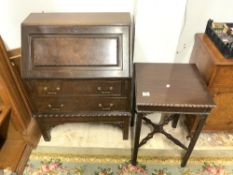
32;97;129;113
32;97;77;113
76;97;129;111
26;80;123;97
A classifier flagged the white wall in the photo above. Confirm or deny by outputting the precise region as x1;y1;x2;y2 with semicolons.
133;0;187;62
175;0;233;63
0;0;135;49
134;0;233;63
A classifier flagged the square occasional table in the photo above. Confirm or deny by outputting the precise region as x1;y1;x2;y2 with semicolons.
132;63;215;167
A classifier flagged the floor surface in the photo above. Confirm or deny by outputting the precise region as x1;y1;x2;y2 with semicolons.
34;113;233;158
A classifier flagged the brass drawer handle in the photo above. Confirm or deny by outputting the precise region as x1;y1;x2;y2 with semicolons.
98;103;114;111
43;86;61;95
47;91;57;95
48;104;64;111
109;103;114;107
97;86;114;94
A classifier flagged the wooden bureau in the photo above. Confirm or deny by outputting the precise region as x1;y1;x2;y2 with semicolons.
187;33;233;132
21;13;132;141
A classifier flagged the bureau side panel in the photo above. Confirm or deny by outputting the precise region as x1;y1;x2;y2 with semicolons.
189;34;216;87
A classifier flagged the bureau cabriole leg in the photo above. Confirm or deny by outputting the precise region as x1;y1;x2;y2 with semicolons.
123;117;129;140
131;113;142;165
40;125;52;141
181;114;207;167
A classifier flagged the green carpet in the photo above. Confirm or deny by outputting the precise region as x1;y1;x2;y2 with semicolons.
23;153;233;175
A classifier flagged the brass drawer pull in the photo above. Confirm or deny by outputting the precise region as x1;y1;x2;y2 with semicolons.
97;86;114;94
101;91;111;94
109;103;114;107
43;86;61;95
98;103;114;111
48;104;64;111
47;91;57;95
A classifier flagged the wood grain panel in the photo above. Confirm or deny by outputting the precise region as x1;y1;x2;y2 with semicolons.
32;36;118;66
21;13;131;79
204;93;233;131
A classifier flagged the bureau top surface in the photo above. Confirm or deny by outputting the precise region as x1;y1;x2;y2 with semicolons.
22;12;131;26
135;63;215;112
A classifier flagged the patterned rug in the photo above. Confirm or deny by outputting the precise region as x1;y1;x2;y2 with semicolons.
23;153;233;175
23;118;233;175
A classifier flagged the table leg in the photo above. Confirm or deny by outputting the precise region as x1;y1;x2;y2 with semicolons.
131;112;142;165
181;114;207;167
130;88;136;127
172;114;180;128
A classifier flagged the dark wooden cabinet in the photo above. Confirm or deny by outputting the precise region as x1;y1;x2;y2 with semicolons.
21;13;132;141
187;33;233;132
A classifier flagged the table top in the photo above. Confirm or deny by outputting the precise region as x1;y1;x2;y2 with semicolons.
135;63;215;113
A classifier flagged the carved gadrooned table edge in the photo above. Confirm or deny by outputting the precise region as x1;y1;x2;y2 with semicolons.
33;111;131;118
136;103;215;114
137;103;215;108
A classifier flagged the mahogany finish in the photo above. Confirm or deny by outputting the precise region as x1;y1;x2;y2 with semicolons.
21;13;132;141
135;64;214;113
21;13;131;79
132;63;215;167
187;33;233;132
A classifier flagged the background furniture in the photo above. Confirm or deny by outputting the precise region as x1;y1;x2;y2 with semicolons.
0;97;11;149
132;63;215;167
187;33;233;132
0;36;40;174
21;13;133;141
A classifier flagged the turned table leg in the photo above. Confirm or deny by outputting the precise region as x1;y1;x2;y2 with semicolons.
181;114;207;167
131;113;142;165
